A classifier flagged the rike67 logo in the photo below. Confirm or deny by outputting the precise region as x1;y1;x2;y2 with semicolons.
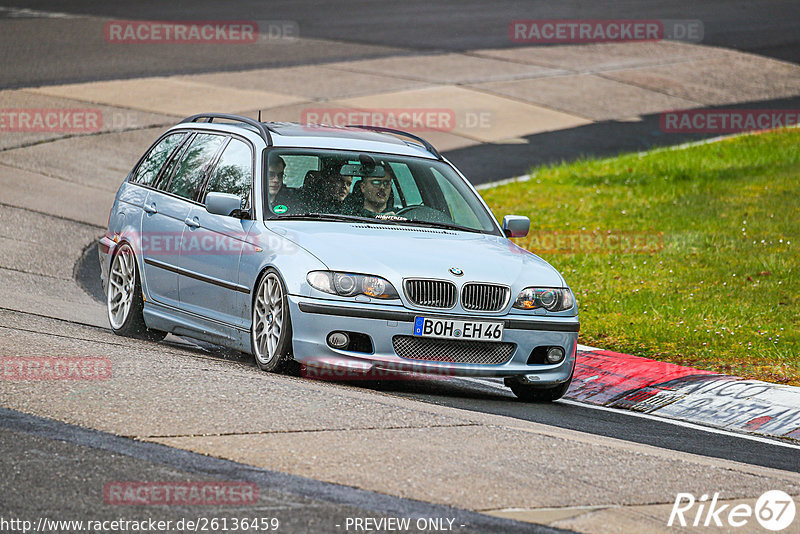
669;490;796;531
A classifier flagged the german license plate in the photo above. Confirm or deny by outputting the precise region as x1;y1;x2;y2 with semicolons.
413;317;504;341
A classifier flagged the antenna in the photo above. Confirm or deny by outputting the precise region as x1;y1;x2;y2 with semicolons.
257;110;262;122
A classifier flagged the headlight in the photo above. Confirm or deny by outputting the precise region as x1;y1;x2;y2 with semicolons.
513;287;574;311
307;271;399;299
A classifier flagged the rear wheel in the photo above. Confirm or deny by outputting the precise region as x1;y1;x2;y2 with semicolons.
107;242;166;341
505;374;572;402
252;269;293;372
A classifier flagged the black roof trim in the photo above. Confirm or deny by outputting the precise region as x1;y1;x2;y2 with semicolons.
181;113;276;146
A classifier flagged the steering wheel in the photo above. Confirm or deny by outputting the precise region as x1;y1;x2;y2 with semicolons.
395;205;452;223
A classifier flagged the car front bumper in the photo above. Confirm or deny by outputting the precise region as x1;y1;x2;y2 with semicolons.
288;295;578;383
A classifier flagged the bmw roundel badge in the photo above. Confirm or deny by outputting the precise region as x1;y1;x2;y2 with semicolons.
449;267;464;276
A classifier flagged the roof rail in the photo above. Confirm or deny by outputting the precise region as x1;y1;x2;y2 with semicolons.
181;113;276;146
345;125;443;160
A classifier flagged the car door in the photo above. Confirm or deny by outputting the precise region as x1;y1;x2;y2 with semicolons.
139;132;226;308
178;136;255;330
135;131;191;307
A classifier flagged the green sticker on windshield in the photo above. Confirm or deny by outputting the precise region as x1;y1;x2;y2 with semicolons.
273;205;288;214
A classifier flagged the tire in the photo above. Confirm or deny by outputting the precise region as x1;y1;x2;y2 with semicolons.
251;268;293;372
107;242;167;341
505;374;572;402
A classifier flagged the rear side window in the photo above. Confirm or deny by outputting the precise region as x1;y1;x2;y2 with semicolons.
281;155;320;188
166;133;226;200
130;132;186;186
204;138;253;210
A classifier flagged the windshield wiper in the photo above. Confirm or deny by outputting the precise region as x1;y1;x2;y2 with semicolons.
397;219;485;234
272;213;399;224
272;213;482;233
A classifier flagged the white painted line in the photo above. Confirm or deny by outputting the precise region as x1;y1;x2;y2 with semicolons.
558;399;800;451
455;376;800;451
458;376;505;386
0;7;75;18
475;174;530;190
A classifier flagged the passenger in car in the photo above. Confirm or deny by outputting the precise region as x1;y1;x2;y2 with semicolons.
268;156;300;212
324;168;353;205
342;163;396;217
302;162;353;213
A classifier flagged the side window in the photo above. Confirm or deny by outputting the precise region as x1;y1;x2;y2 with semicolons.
166;133;226;200
153;133;193;191
130;132;186;186
204;138;253;210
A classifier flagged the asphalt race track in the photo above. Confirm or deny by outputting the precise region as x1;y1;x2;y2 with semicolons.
1;2;800;532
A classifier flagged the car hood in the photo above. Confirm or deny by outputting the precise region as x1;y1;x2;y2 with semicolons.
266;221;565;288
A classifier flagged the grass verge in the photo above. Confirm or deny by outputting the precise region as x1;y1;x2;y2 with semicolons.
481;128;799;385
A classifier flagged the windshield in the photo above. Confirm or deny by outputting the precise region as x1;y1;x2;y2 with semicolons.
264;149;500;234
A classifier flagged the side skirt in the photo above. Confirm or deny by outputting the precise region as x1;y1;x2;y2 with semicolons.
143;299;252;354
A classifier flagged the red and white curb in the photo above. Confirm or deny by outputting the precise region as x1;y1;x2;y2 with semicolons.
568;346;800;442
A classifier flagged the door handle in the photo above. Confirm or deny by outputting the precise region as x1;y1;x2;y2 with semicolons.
184;217;200;228
143;202;157;214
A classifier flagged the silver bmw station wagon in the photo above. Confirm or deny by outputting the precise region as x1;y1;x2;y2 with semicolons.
99;113;579;401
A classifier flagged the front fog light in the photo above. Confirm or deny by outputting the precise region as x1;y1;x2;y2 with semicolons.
327;331;350;349
546;347;565;364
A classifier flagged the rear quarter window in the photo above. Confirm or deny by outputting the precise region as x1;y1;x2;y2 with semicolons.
166;133;226;200
129;132;187;186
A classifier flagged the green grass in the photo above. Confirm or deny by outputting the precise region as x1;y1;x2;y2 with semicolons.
481;128;800;385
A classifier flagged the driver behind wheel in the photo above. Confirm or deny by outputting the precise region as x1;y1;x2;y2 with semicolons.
342;163;396;217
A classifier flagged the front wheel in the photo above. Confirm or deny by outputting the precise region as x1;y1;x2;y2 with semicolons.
252;269;293;372
505;374;572;402
106;242;166;341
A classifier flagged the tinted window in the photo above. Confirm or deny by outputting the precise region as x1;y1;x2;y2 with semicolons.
391;162;422;206
431;168;483;228
166;134;225;200
204;138;253;210
130;132;186;186
282;155;320;188
265;149;500;234
153;133;193;191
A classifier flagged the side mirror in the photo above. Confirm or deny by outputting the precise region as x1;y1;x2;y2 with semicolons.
206;192;242;217
502;215;530;238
